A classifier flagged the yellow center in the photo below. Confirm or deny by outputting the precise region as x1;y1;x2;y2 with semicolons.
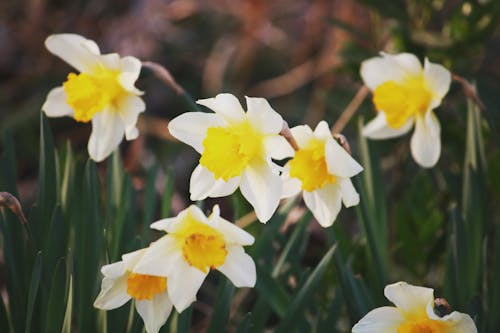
63;66;125;122
372;75;433;129
199;120;264;181
288;138;336;192
397;317;447;333
173;213;228;273
126;273;167;301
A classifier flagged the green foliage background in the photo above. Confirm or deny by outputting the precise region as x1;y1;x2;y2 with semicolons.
0;0;499;332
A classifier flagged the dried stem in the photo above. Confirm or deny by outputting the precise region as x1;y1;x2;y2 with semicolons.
331;85;370;135
280;120;300;151
452;74;486;113
333;133;351;155
142;61;184;95
0;191;27;225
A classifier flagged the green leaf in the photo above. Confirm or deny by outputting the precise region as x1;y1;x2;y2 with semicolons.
25;251;42;333
160;167;175;218
141;165;158;245
0;288;11;333
61;273;74;333
275;244;337;333
234;313;253;333
44;258;67;333
255;265;292;317
207;278;235;333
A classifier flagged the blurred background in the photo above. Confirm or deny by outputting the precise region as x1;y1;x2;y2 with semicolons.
0;0;500;331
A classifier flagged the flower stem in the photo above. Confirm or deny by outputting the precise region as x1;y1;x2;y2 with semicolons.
141;61;202;113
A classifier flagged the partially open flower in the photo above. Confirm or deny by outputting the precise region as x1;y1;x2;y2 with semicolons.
94;249;173;333
281;121;363;227
361;52;451;168
168;93;294;222
352;282;477;333
42;33;145;162
134;205;256;312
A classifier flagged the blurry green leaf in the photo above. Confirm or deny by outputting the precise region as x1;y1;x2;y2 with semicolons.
161;168;175;219
61;257;74;333
255;265;292;318
207;278;235;333
234;313;253;333
0;288;11;333
35;113;57;244
44;258;67;333
141;165;158;245
168;306;192;333
25;251;42;333
275;244;336;333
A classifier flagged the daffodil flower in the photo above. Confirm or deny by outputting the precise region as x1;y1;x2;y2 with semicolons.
281;121;363;227
352;282;477;333
168;93;294;222
42;33;145;162
134;204;256;312
94;248;173;333
361;52;451;168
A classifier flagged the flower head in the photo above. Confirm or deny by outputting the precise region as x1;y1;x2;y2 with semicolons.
134;204;256;312
168;93;294;222
42;34;145;162
281;121;363;227
94;249;173;333
352;282;477;333
360;52;451;168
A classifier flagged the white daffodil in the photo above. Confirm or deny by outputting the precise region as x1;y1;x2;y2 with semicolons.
168;93;294;223
42;33;145;162
281;121;363;227
352;282;478;333
94;248;173;333
360;52;451;168
134;204;256;312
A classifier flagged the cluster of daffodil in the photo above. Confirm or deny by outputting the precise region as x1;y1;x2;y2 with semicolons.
41;33;476;332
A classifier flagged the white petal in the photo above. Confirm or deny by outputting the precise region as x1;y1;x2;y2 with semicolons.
150;217;179;232
427;304;478;333
117;95;146;140
384;281;434;315
410;111;441;168
362;112;414;139
133;236;180;277
88;110;125;162
197;93;245;123
325;138;363;178
290;125;314;148
101;261;126;279
240;162;282;223
313;121;331;140
340;178;360;207
281;173;302;199
135;292;173;333
189;164;241;200
41;87;74;118
93;275;130;310
303;183;342;228
45;34;101;73
217;245;256;288
263;136;295;160
245;96;283;134
168;112;223;154
118;56;143;94
167;259;206;312
208;176;240;198
424;58;451;109
352;306;404;333
98;53;121;70
360;52;421;90
213;216;255;246
122;248;147;270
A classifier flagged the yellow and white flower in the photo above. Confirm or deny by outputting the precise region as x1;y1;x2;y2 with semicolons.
168;93;294;222
134;204;256;312
94;249;173;333
361;52;451;168
352;282;477;333
281;121;363;227
42;33;145;162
